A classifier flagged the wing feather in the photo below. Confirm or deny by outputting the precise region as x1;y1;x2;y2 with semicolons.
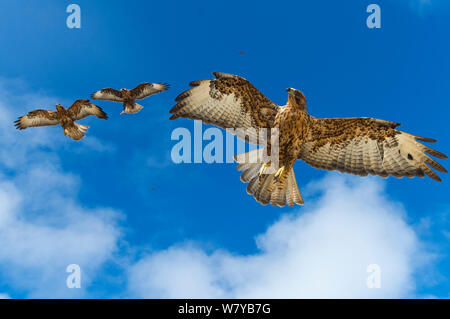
91;88;124;102
299;117;447;182
14;110;59;130
170;72;280;144
68;99;108;121
130;83;169;100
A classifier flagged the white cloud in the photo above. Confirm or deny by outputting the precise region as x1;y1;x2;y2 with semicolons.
0;174;122;298
127;175;432;298
0;79;123;298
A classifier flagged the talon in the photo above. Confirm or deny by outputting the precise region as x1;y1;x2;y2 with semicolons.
274;166;285;182
259;163;271;176
274;166;285;178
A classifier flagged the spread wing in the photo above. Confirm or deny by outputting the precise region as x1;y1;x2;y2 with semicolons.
68;99;108;121
130;82;169;100
14;110;59;130
298;117;447;181
91;88;124;102
169;72;280;143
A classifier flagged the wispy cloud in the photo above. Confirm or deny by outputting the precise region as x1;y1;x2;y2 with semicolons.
0;177;122;298
0;78;123;298
406;0;450;16
127;175;433;298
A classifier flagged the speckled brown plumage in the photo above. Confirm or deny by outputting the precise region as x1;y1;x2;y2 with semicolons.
15;99;107;141
170;72;279;144
209;73;278;129
170;72;448;207
91;83;169;115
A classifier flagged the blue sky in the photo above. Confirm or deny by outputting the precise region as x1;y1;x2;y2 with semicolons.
0;0;449;298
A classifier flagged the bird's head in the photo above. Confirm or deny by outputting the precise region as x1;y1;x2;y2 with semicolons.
120;88;130;97
286;88;307;110
56;104;64;112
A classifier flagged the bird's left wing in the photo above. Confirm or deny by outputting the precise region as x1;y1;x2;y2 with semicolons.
68;99;108;121
91;88;124;102
15;110;60;129
298;117;447;181
130;83;169;100
170;72;280;143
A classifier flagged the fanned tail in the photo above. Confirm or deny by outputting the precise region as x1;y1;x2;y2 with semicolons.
235;149;304;207
63;123;86;141
122;102;144;115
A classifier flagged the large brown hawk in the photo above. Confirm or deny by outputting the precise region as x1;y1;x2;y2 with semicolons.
91;82;169;115
170;72;447;207
15;99;108;141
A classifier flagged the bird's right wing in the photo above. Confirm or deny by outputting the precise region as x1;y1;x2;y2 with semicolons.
91;88;124;102
68;100;108;120
14;110;60;130
170;72;280;144
130;83;169;100
298;117;447;181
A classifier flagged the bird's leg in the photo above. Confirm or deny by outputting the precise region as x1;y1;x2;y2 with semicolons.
259;163;271;176
121;102;127;115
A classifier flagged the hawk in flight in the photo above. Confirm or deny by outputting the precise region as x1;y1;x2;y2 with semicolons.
170;72;447;207
91;82;169;115
15;99;108;141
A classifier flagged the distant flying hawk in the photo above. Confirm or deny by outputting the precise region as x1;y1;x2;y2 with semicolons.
91;83;169;115
15;99;108;141
170;72;447;207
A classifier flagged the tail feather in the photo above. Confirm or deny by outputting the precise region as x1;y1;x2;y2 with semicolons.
240;163;260;182
63;123;85;141
286;172;294;207
270;181;287;207
235;150;304;207
122;102;144;114
258;174;275;205
246;176;260;195
290;169;304;205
